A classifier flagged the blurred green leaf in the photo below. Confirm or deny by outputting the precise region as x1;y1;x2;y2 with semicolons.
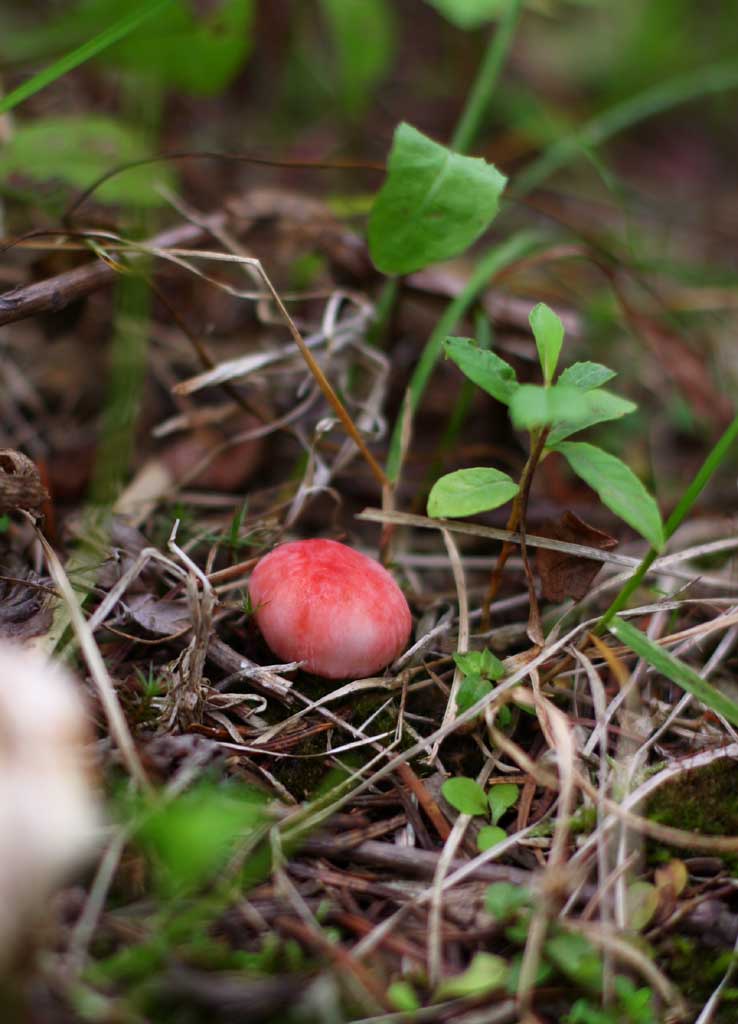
545;932;603;992
488;783;519;824
509;383;590;431
485;881;531;919
0;115;175;205
435;952;508;999
387;980;421;1011
530;302;564;384
319;0;396;117
442;777;488;816
443;336;519;404
553;441;664;550
425;0;509;30
136;782;268;891
626;881;659;931
427;467;518;518
368;123;507;274
1;0;253;96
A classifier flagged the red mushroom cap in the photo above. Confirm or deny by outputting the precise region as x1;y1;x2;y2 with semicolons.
248;539;412;679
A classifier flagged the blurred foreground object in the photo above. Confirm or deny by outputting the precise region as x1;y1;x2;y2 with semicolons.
0;641;100;968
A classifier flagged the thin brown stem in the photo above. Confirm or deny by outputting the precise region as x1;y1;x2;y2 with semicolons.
481;427;550;630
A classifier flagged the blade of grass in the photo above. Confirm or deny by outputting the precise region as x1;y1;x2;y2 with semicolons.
597;408;738;631
386;229;543;482
451;0;524;155
608;616;738;727
0;0;174;115
512;59;738;199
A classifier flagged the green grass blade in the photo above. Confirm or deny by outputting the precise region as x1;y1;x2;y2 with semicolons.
512;60;738;199
450;0;524;155
597;409;738;631
385;229;543;482
608;616;738;727
0;0;174;115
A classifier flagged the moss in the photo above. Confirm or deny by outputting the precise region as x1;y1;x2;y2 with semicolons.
661;937;738;1023
645;757;738;875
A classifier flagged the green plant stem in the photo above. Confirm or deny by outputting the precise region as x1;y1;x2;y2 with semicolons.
0;0;173;115
596;408;738;632
386;230;542;482
450;0;524;155
512;59;738;199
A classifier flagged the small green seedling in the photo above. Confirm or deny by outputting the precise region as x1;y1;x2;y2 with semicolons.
428;304;665;553
453;646;509;721
441;776;519;851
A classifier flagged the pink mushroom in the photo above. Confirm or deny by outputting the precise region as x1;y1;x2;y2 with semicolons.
248;539;412;679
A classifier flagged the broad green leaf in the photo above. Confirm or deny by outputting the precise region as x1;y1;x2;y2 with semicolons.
529;302;564;384
441;777;488;816
435;952;508;1000
488;783;519;825
608;616;738;726
477;825;508;852
509;384;590;431
546;389;637;446
485;881;531;920
553;441;664;551
368;123;507;274
427;467;518;518
0;116;175;206
425;0;508;30
558;361;617;391
320;0;395;117
456;674;493;714
443;336;519;404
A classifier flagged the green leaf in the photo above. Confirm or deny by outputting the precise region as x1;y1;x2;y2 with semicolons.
608;616;738;726
558;362;617;391
441;777;488;816
425;0;508;30
529;303;564;384
0;115;175;206
368;123;507;275
387;980;421;1011
509;384;590;431
485;882;532;920
477;824;508;851
553;441;664;551
435;952;508;1000
546;389;637;446
319;0;395;117
456;674;493;714
488;783;519;825
428;467;518;518
443;336;519;404
454;648;505;680
545;932;603;992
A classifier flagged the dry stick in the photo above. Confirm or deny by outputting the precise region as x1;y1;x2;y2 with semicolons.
482;427;549;632
29;518;151;793
0;218;225;326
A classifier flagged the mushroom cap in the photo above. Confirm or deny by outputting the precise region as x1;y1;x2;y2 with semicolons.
248;539;412;679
